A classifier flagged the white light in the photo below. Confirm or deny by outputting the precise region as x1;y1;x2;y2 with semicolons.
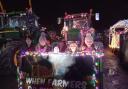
53;46;60;53
57;17;61;24
19;87;23;89
25;51;29;55
95;13;100;21
48;53;74;76
22;28;25;30
20;81;23;85
92;74;96;80
28;86;32;89
41;52;48;56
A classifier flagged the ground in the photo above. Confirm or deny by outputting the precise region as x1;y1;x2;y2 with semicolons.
103;48;128;89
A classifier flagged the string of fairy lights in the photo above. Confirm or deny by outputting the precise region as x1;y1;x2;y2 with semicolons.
18;48;104;89
109;20;128;49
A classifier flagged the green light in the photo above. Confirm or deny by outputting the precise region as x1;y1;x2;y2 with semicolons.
95;62;99;66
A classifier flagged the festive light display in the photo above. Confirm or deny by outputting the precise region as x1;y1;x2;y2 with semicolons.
109;20;128;49
109;32;120;49
20;49;104;58
6;9;104;89
17;45;104;89
18;47;104;89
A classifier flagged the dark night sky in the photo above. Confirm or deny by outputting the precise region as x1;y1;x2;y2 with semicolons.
1;0;128;30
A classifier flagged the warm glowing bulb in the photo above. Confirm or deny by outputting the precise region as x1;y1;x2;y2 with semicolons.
96;80;99;83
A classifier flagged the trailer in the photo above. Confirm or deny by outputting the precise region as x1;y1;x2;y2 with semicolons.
109;19;128;68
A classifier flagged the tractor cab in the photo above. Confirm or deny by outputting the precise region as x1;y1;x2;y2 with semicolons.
61;10;94;45
0;9;39;42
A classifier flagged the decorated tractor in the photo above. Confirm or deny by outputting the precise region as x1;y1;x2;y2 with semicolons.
0;0;39;45
61;10;104;89
61;9;104;57
0;8;39;42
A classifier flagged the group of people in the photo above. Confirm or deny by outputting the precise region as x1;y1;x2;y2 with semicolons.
0;28;103;89
22;29;97;56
